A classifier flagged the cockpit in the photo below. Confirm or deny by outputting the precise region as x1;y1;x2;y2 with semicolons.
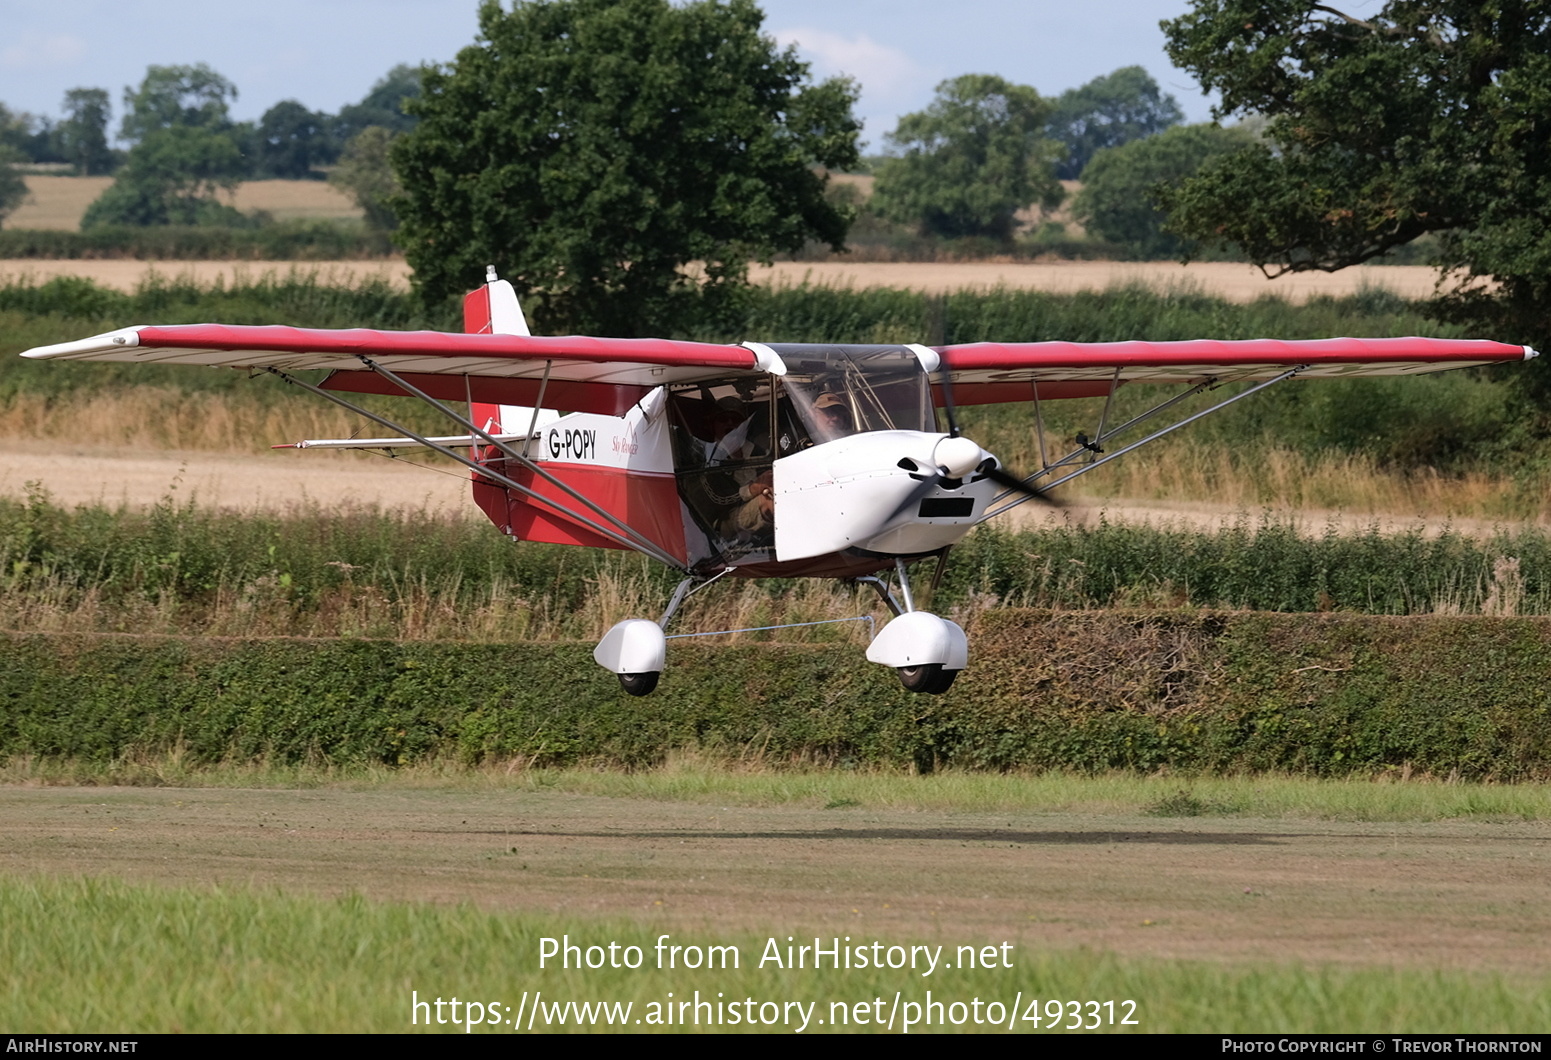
667;344;937;566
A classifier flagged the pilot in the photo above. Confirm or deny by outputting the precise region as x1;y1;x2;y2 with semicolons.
812;392;853;442
699;397;775;541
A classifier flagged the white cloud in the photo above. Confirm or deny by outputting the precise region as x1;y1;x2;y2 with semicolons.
0;32;86;72
772;26;929;107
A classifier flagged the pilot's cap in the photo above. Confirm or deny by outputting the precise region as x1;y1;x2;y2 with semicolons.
815;393;846;409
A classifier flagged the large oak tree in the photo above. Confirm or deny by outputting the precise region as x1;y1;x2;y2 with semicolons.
871;74;1062;242
391;0;860;336
1160;2;1551;376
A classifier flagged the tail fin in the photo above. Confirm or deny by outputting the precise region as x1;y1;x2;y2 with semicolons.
465;266;546;438
462;264;531;336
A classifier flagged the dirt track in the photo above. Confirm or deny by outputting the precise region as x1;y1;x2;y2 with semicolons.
0;440;470;513
3;785;1547;971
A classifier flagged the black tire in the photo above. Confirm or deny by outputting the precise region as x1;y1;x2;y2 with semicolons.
897;664;943;693
618;671;660;697
928;668;960;694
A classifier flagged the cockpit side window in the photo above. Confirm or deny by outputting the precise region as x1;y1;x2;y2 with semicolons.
667;382;778;565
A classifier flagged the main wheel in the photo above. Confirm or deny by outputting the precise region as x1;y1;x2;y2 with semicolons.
897;664;943;693
617;671;660;697
897;664;959;695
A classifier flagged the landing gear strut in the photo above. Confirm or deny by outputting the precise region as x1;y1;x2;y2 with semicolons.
593;572;727;696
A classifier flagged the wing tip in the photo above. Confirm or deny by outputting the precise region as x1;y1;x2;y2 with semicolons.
1525;346;1540;361
20;327;144;360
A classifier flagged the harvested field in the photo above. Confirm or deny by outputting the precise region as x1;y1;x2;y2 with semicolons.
227;179;363;221
7;175;363;230
0;257;1445;302
752;260;1445;301
5;176;114;230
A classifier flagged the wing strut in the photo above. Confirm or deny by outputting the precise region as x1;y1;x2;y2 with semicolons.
264;366;689;572
984;366;1308;520
354;354;685;566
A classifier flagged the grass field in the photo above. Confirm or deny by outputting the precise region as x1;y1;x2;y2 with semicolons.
3;770;1550;1032
4;266;1549;1032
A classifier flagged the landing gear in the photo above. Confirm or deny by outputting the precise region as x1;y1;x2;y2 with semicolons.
593;618;668;695
896;663;959;695
865;559;969;695
617;671;660;697
592;575;710;697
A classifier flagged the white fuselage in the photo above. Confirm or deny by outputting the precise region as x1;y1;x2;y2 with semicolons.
772;429;997;560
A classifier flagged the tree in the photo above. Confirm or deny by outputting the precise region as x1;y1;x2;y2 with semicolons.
0;104;29;154
870;74;1062;241
1159;2;1551;370
330;126;400;230
119;64;238;145
392;0;860;335
257;100;336;179
57;88;115;175
334;64;423;145
1074;123;1253;257
81;125;248;227
86;65;253;227
1047;66;1185;180
0;104;65;165
0;145;28;227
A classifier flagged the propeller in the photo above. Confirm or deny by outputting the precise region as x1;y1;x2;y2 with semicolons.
933;357;1058;507
982;463;1058;504
882;361;1059;523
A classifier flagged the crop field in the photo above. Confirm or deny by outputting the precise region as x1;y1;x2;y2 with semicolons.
3;771;1550;1032
7;175;364;230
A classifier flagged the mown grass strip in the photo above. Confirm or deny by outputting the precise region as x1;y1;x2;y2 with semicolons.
2;875;1545;1033
7;756;1550;822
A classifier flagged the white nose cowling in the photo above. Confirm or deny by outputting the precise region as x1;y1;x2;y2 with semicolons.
932;435;985;479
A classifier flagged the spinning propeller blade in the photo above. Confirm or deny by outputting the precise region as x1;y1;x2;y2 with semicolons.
934;362;1058;508
983;464;1059;505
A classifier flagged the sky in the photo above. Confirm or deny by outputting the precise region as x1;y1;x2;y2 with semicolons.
0;1;1334;148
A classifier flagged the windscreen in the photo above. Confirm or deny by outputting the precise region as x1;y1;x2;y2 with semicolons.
769;344;934;443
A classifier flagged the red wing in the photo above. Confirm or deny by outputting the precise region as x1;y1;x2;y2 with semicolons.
20;323;761;387
23;327;1536;412
935;337;1536;404
21;323;772;416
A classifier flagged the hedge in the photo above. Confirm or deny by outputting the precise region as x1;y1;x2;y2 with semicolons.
5;611;1550;778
